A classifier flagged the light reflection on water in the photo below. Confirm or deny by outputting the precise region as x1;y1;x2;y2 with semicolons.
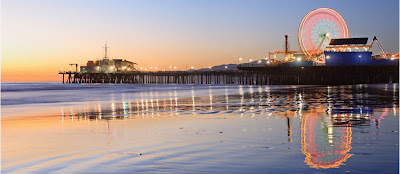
2;84;398;173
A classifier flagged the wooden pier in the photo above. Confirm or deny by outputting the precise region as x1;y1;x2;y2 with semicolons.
59;65;398;85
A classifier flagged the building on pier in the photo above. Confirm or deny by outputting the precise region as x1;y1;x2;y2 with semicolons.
80;43;137;73
324;37;399;66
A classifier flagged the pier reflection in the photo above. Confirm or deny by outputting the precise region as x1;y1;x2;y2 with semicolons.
300;108;354;169
57;84;397;169
299;107;386;169
60;85;285;121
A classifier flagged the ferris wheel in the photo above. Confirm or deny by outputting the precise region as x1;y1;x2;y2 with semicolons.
298;8;349;59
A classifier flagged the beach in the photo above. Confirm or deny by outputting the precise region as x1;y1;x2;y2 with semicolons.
2;83;399;173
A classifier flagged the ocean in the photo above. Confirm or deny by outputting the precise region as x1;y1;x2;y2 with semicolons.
1;83;399;173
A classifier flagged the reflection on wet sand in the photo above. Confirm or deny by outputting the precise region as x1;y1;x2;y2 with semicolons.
299;107;391;169
300;108;354;169
59;85;289;121
57;85;397;170
2;84;398;173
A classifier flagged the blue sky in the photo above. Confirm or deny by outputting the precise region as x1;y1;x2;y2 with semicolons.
2;0;399;81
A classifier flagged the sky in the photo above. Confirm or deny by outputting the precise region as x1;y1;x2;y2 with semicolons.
1;0;399;82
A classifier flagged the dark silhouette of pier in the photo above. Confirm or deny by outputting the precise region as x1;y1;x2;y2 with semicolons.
59;65;398;85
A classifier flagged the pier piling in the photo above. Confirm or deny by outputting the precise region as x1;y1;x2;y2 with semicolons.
59;65;398;85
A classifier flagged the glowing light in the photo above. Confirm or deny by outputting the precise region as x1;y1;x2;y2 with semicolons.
225;66;228;69
298;8;349;58
297;58;302;62
174;66;177;69
267;61;270;64
191;66;194;69
359;55;361;58
239;57;242;61
326;55;330;59
258;60;261;63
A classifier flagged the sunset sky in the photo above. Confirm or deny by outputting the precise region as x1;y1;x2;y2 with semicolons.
2;0;399;82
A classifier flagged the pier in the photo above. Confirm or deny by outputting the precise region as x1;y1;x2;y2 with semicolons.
59;65;398;85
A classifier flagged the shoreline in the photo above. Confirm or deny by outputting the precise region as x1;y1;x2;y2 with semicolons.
1;84;320;119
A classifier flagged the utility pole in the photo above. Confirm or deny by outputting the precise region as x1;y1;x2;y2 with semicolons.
69;64;78;72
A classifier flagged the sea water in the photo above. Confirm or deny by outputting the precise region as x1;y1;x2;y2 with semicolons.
1;83;398;173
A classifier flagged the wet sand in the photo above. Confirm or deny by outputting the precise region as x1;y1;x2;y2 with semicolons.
2;84;399;173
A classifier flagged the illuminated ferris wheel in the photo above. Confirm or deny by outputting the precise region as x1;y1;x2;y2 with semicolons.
298;8;349;59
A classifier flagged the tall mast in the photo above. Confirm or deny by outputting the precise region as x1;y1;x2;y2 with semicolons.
103;41;109;60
